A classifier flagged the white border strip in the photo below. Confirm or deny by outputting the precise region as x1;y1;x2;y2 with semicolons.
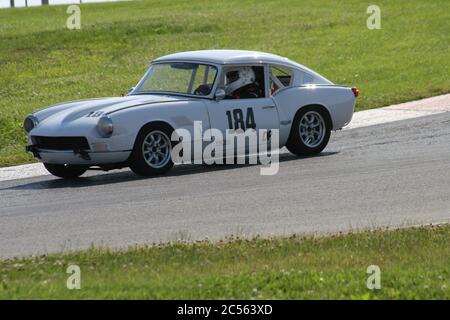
344;93;450;129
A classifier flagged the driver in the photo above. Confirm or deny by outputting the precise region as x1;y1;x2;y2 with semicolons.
225;67;261;99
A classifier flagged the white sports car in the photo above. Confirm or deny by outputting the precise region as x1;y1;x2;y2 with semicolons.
24;50;357;178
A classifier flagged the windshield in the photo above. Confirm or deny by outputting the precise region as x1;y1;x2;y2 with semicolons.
134;62;218;96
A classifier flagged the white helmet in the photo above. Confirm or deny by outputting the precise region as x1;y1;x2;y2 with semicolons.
225;67;255;95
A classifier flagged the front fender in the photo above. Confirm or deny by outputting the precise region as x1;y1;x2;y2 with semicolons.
109;100;211;151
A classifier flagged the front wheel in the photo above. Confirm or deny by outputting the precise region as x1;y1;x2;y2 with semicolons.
43;163;87;179
286;106;331;156
129;124;174;176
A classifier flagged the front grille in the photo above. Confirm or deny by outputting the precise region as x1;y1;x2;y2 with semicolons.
32;136;90;151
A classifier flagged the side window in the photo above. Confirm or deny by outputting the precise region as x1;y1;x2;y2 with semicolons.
269;65;293;95
224;66;265;99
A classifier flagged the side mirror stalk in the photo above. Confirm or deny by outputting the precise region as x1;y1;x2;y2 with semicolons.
214;88;226;101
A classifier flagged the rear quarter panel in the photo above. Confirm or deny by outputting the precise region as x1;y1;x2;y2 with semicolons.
273;85;355;144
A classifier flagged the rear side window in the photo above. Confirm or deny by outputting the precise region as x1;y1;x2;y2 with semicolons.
269;65;293;95
303;73;314;84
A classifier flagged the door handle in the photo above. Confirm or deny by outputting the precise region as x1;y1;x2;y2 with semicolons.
262;105;275;110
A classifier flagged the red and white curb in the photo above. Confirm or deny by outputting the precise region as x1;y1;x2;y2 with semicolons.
1;94;449;182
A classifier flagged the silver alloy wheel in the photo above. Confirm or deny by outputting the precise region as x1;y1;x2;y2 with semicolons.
299;111;326;148
142;130;171;169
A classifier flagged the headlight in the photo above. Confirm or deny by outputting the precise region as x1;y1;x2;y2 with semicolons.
97;116;114;138
23;115;39;133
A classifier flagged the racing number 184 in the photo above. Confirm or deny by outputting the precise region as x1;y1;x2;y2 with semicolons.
226;107;256;130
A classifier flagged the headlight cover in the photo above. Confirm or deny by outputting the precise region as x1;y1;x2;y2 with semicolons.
97;116;114;138
23;115;39;133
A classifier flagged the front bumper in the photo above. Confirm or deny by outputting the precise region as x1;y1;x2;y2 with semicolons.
26;146;131;165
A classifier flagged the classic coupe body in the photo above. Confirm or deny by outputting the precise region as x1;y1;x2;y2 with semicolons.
24;50;357;178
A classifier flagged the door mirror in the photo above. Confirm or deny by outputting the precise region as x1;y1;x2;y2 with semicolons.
214;88;226;101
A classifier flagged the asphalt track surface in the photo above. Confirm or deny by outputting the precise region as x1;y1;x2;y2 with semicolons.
0;113;449;258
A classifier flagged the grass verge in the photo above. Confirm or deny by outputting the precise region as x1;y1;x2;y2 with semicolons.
0;224;448;299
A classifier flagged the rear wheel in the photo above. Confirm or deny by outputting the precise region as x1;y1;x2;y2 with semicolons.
43;163;87;179
286;106;331;156
129;124;174;176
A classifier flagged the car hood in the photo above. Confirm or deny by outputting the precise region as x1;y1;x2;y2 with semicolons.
33;94;193;124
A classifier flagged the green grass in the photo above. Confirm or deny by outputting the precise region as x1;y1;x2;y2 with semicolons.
0;225;448;299
0;0;449;167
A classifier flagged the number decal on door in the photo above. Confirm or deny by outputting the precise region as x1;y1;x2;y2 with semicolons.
226;108;256;130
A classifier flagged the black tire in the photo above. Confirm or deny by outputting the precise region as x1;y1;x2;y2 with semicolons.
286;105;331;156
43;163;87;179
129;123;174;176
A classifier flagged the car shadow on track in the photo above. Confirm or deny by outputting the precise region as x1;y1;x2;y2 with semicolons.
4;152;338;190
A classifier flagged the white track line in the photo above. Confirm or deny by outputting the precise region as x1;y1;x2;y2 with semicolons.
344;94;450;129
0;163;48;182
1;94;449;182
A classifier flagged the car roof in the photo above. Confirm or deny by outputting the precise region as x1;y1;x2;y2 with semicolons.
152;50;333;84
153;50;302;69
